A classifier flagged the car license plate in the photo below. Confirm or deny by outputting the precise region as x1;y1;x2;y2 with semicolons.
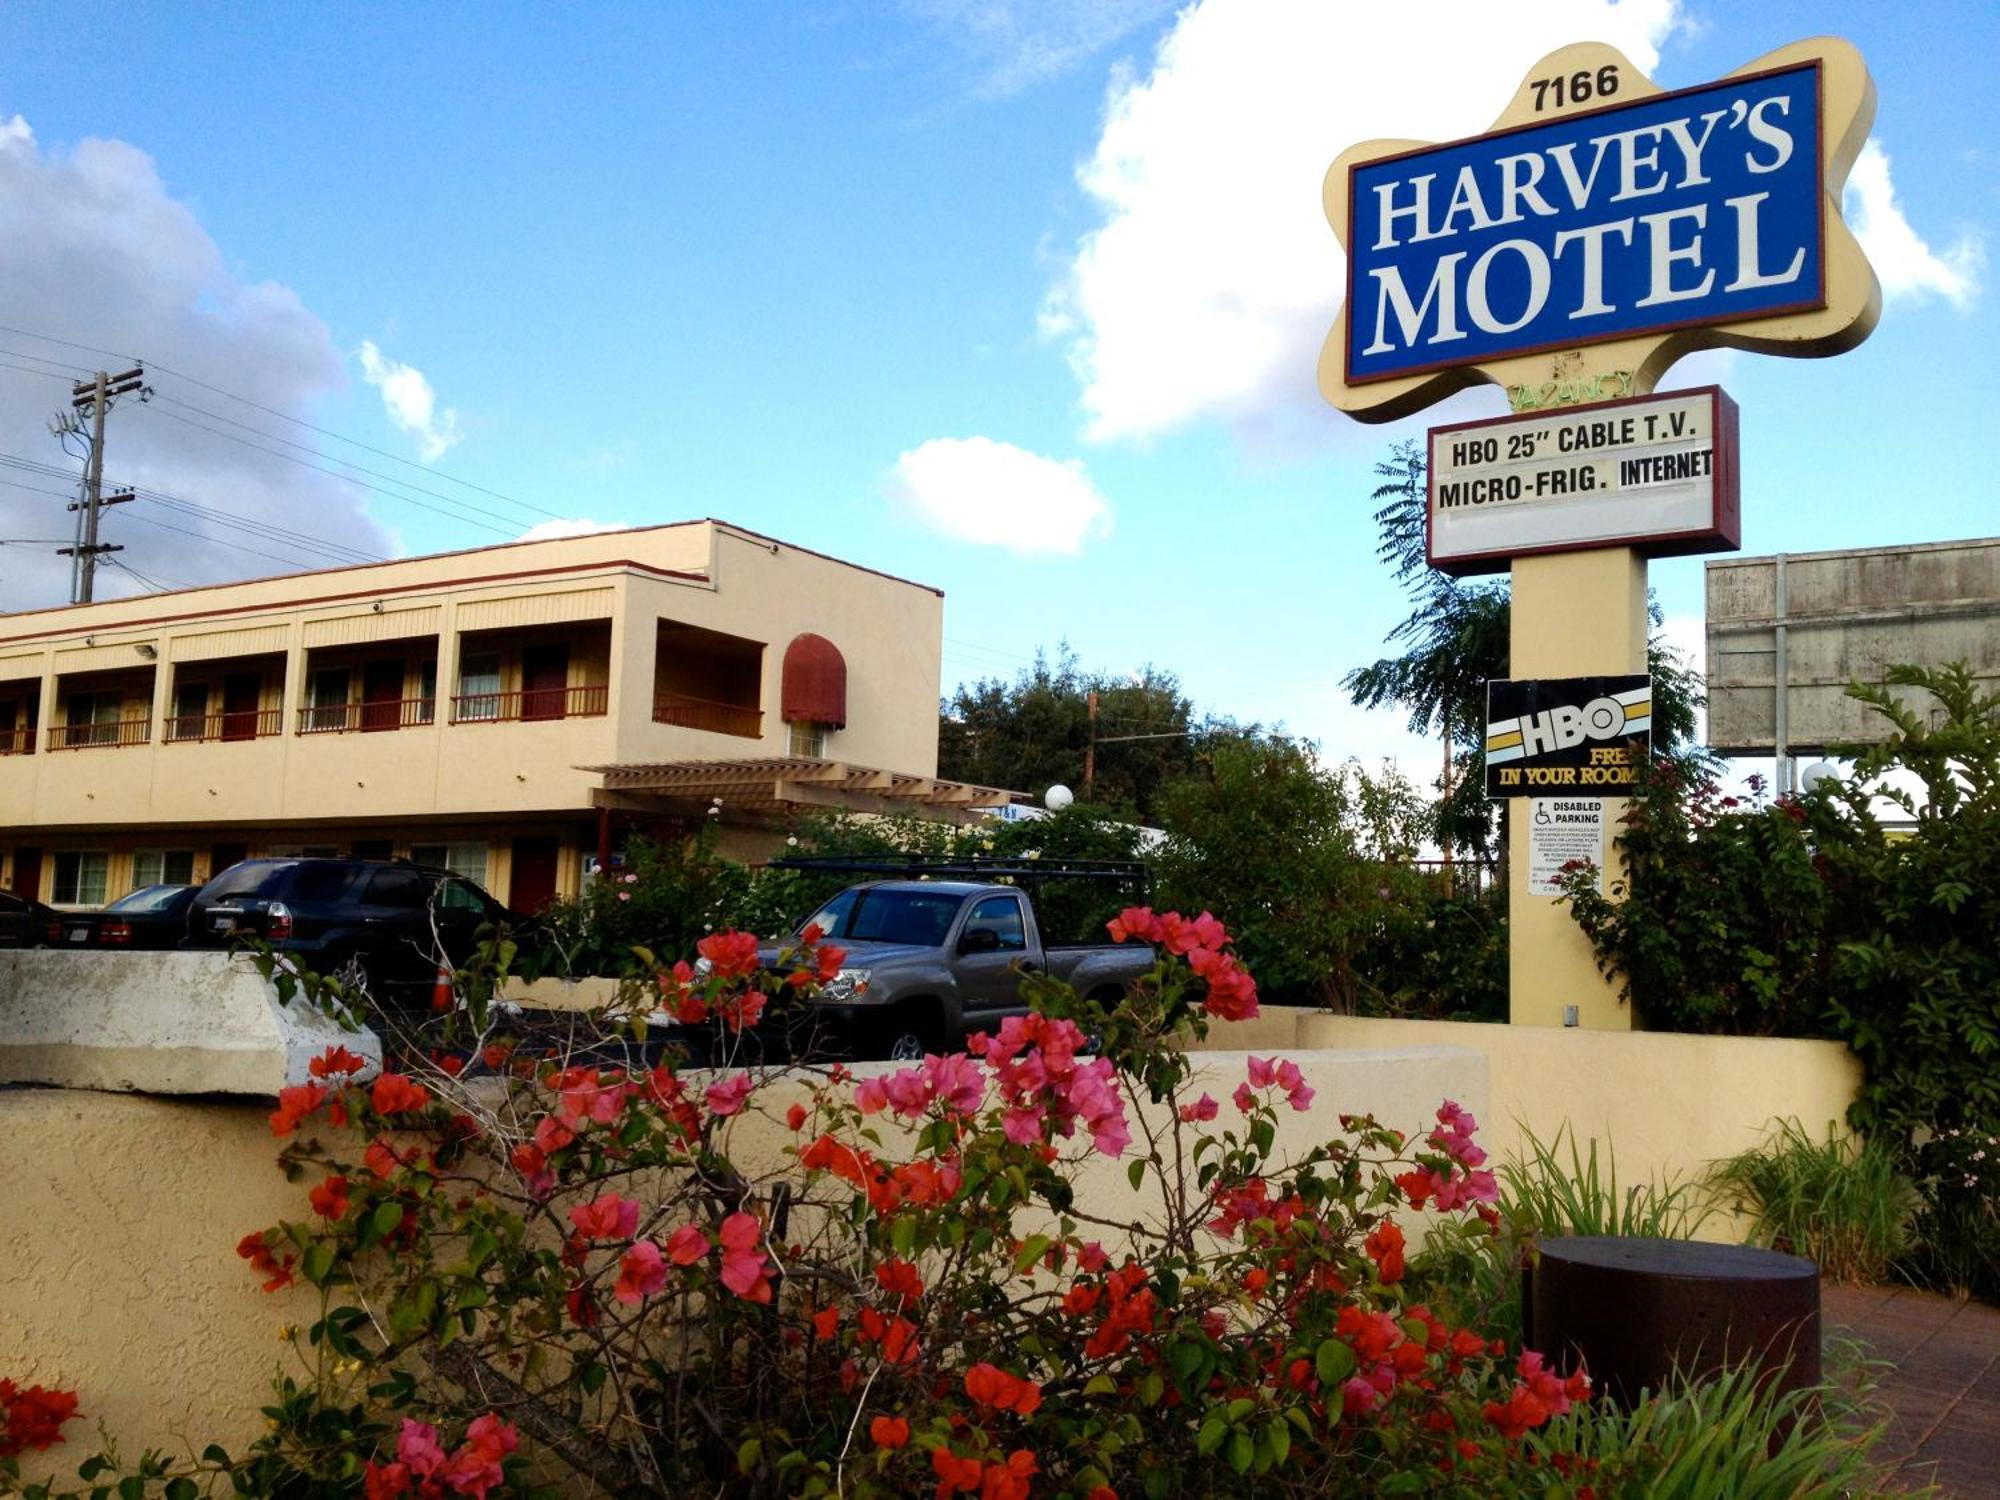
67;928;87;943
211;915;236;933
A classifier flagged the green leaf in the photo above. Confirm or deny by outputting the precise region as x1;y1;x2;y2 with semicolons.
1195;1414;1228;1457
1013;1233;1052;1275
1127;1157;1147;1191
580;1362;607;1396
301;1242;335;1287
737;1438;763;1474
1082;1374;1118;1397
166;1480;198;1500
1315;1338;1356;1388
1135;1371;1165;1407
1227;1429;1254;1476
889;1216;918;1256
371;1201;404;1239
1267;1418;1291;1467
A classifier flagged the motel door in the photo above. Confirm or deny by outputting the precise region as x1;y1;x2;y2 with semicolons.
521;645;569;722
361;659;405;732
509;837;561;915
10;848;41;900
221;673;261;742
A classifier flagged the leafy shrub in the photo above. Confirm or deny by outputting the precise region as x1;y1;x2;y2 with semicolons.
14;910;1689;1499
1709;1120;1919;1284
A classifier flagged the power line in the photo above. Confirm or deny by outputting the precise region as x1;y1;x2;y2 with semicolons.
0;322;562;521
133;403;521;538
0;450;383;568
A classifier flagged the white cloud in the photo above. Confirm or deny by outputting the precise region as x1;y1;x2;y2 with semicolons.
515;517;631;542
907;0;1179;98
1845;139;1984;309
0;117;391;608
887;435;1112;553
1050;0;1737;444
357;340;462;462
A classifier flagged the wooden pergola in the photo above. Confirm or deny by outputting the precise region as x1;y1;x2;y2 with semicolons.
583;757;1019;840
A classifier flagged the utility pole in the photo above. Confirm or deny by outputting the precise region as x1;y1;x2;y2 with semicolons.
56;366;144;604
1082;690;1099;800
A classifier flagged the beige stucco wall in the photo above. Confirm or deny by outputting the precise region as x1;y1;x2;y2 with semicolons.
0;1090;320;1490
1295;1016;1863;1208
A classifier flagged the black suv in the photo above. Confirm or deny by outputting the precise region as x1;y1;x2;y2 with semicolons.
182;858;513;1000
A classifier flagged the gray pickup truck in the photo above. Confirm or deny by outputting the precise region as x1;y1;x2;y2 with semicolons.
763;878;1155;1061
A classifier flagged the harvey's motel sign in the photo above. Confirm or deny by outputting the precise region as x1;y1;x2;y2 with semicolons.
1315;36;1879;1025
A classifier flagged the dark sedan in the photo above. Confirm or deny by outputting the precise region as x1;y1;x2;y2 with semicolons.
0;889;56;947
54;884;199;949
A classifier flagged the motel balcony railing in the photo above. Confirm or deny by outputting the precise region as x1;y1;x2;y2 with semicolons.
47;717;153;751
0;726;34;755
652;691;763;739
297;698;438;734
165;708;285;743
450;684;609;724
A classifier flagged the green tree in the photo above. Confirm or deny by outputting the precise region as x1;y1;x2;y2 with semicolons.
937;645;1201;821
1153;735;1412;1011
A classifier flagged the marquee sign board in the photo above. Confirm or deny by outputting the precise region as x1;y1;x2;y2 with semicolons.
1319;38;1879;423
1485;674;1651;797
1428;386;1740;575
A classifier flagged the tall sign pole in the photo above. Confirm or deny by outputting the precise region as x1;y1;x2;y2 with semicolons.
1318;37;1879;1028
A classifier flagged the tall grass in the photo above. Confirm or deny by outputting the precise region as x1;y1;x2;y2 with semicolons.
1501;1125;1713;1240
1533;1344;1924;1500
1709;1119;1918;1284
1408;1126;1707;1344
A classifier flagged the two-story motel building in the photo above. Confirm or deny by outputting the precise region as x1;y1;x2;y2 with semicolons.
0;520;1010;911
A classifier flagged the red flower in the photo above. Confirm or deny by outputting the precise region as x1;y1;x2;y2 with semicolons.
930;1447;983;1497
964;1362;1042;1416
614;1241;668;1305
371;1072;429;1117
362;1460;410;1500
696;929;761;980
786;1102;810;1132
812;1306;841;1341
718;1211;773;1303
235;1230;296;1292
1364;1220;1407;1284
364;1138;412;1180
664;1224;709;1266
0;1379;81;1457
568;1192;641;1242
309;1045;368;1079
869;1415;910;1450
309;1174;352;1221
269;1082;326;1137
875;1257;925;1302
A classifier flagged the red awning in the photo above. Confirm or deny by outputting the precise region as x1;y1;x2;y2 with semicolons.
781;632;847;728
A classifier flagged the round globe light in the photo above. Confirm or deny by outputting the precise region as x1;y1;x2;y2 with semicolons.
1799;760;1840;793
1044;783;1075;812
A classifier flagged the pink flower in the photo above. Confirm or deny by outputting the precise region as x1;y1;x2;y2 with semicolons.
1106;906;1162;944
1275;1060;1315;1112
664;1224;709;1266
717;1211;773;1303
1178;1093;1219;1123
614;1240;668;1304
705;1072;756;1117
1232;1081;1256;1115
1246;1056;1277;1088
569;1192;641;1242
396;1420;447;1476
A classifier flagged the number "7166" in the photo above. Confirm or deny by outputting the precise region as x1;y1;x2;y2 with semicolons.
1531;65;1621;111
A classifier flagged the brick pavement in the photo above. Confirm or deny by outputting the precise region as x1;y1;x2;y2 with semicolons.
1823;1283;2000;1496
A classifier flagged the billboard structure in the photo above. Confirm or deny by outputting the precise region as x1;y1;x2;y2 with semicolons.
1705;537;2000;778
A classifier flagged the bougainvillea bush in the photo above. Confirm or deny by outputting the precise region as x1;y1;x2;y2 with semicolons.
16;911;1664;1498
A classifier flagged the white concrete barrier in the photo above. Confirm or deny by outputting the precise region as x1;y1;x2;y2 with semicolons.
0;949;380;1095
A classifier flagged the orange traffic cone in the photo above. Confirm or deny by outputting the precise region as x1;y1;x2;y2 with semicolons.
431;963;454;1012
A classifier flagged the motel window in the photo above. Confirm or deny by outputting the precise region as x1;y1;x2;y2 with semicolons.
171;683;210;741
456;655;502;721
131;850;197;890
414;661;438;725
65;692;123;746
51;851;110;906
410;842;489;884
788;722;827;758
305;670;351;732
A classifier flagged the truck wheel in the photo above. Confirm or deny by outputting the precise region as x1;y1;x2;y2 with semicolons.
877;1009;941;1063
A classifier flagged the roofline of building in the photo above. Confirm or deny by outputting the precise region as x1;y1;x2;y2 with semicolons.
0;517;945;635
0;556;708;650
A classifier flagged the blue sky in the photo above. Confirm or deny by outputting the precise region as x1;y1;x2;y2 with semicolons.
0;0;1989;769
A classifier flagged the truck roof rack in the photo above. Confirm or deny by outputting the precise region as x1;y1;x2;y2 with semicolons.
766;853;1150;889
